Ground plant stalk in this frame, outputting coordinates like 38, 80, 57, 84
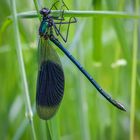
11, 0, 37, 139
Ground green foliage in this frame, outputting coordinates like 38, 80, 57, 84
0, 0, 139, 140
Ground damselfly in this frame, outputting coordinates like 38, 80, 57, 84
36, 1, 126, 120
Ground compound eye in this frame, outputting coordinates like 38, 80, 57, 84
40, 8, 50, 16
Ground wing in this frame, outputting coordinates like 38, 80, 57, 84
36, 38, 65, 120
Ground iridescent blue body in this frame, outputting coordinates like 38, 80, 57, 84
39, 20, 49, 36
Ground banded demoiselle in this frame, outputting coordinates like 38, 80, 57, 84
36, 5, 126, 120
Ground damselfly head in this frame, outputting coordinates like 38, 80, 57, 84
40, 8, 50, 17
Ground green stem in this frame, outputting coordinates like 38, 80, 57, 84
0, 18, 12, 45
111, 44, 120, 140
10, 0, 37, 140
32, 0, 41, 21
50, 117, 60, 140
130, 0, 139, 140
15, 10, 140, 19
46, 121, 52, 140
76, 41, 90, 140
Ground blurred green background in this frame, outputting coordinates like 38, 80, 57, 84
0, 0, 140, 140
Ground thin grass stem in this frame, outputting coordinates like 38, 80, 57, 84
32, 0, 41, 21
15, 10, 140, 19
130, 0, 139, 140
10, 0, 37, 139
